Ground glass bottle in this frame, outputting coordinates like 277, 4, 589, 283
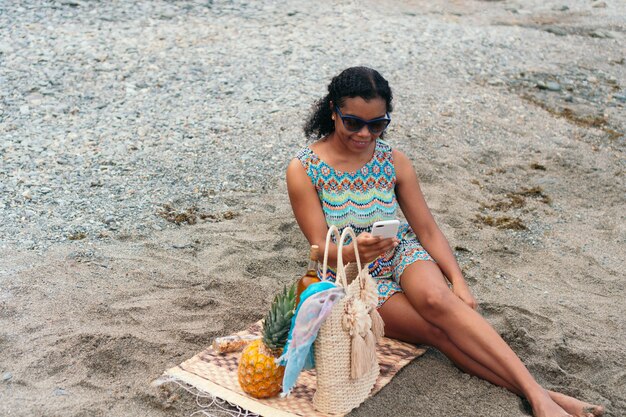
295, 245, 320, 309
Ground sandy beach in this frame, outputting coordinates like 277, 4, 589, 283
1, 0, 624, 416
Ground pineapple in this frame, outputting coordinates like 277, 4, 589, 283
238, 283, 296, 399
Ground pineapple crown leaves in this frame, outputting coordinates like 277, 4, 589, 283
262, 282, 297, 351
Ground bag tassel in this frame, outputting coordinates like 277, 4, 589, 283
351, 332, 372, 379
365, 329, 377, 362
351, 329, 378, 379
369, 309, 385, 341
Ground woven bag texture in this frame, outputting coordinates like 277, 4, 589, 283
313, 227, 380, 414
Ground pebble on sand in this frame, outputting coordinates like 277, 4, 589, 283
536, 81, 562, 92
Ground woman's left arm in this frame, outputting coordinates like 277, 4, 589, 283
393, 149, 477, 309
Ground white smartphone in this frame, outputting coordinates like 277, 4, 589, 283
371, 219, 400, 239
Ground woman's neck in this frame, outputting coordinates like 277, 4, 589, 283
316, 133, 377, 172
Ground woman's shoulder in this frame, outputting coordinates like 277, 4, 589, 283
374, 139, 400, 165
292, 143, 323, 178
375, 139, 395, 158
296, 140, 329, 165
295, 144, 313, 162
375, 141, 413, 176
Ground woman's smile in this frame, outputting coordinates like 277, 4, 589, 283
350, 137, 373, 149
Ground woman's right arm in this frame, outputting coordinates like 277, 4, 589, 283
286, 158, 330, 256
286, 158, 395, 266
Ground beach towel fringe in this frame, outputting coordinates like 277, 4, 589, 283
154, 376, 260, 417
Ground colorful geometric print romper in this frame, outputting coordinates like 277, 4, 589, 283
296, 139, 433, 308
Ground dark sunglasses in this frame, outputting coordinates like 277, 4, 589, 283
335, 106, 391, 134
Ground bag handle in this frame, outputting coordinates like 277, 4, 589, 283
321, 226, 363, 289
321, 225, 341, 285
337, 227, 364, 290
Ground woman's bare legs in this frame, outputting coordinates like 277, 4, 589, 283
377, 261, 604, 417
379, 293, 603, 417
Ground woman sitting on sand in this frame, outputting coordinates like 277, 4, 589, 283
286, 66, 604, 417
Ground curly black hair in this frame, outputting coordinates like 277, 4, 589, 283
303, 66, 393, 140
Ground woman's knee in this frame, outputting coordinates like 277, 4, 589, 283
405, 280, 454, 315
421, 286, 454, 313
379, 293, 448, 346
401, 262, 455, 315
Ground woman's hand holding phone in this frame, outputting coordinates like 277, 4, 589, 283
353, 232, 399, 263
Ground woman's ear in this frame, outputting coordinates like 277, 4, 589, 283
329, 101, 335, 120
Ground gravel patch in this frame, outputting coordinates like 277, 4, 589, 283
1, 0, 624, 254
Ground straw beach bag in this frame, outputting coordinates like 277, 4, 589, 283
313, 226, 384, 414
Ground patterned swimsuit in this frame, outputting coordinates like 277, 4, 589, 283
296, 140, 433, 308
